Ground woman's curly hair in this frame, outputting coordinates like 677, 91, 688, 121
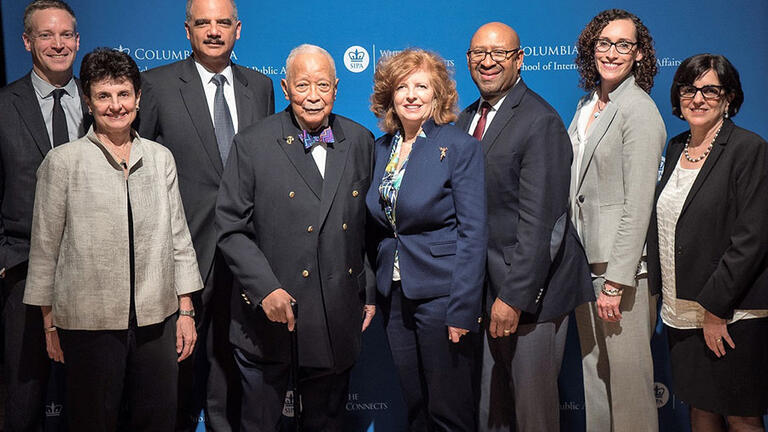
370, 49, 458, 134
574, 9, 657, 94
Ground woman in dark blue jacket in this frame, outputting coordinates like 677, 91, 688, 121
366, 49, 487, 431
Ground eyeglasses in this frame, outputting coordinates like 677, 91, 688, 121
466, 48, 520, 63
594, 38, 637, 55
678, 84, 725, 100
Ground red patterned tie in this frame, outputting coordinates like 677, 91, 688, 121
472, 102, 491, 141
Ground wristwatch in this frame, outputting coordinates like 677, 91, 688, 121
179, 309, 195, 317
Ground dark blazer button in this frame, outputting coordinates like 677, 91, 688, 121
578, 195, 585, 203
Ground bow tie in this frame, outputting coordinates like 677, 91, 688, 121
298, 127, 335, 151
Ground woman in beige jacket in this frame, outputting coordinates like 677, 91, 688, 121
23, 48, 202, 431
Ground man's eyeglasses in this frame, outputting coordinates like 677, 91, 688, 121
594, 38, 637, 55
466, 48, 520, 63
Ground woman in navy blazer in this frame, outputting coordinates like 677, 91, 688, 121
366, 49, 487, 431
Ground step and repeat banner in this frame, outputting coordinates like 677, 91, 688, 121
3, 1, 767, 431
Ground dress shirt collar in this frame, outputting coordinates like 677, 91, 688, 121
31, 69, 77, 99
479, 76, 520, 113
194, 60, 234, 88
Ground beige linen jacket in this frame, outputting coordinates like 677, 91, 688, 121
23, 128, 202, 330
568, 76, 666, 287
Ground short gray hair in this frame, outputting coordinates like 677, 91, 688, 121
185, 0, 238, 22
285, 44, 336, 82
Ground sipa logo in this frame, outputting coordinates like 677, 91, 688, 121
116, 44, 131, 56
343, 46, 370, 73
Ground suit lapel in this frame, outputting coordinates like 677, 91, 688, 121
317, 115, 350, 229
232, 65, 254, 131
480, 81, 526, 155
456, 101, 478, 133
577, 102, 618, 192
679, 120, 734, 218
278, 111, 323, 199
12, 74, 51, 156
179, 58, 224, 175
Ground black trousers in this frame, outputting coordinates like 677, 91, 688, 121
58, 316, 178, 431
1, 263, 49, 432
234, 348, 351, 432
380, 283, 478, 432
176, 254, 240, 432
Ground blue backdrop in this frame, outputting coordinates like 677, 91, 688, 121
3, 1, 768, 430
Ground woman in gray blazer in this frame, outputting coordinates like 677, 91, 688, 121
23, 48, 202, 431
568, 9, 666, 432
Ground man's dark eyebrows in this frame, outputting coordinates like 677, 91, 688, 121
193, 18, 210, 25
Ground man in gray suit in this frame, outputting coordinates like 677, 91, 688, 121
137, 0, 274, 430
0, 1, 89, 429
457, 23, 593, 432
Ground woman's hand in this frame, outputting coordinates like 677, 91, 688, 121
45, 330, 64, 363
176, 294, 197, 362
448, 326, 469, 343
703, 310, 734, 358
361, 305, 376, 332
41, 306, 63, 363
176, 315, 197, 362
597, 280, 623, 322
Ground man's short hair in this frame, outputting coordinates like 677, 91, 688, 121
185, 0, 239, 22
284, 44, 336, 82
24, 0, 77, 34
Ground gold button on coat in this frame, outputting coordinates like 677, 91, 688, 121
352, 190, 359, 197
348, 268, 353, 275
307, 226, 313, 233
289, 191, 295, 198
302, 270, 309, 278
342, 223, 348, 230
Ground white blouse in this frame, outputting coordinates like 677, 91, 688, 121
657, 158, 768, 329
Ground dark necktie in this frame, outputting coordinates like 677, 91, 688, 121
471, 101, 492, 141
51, 88, 69, 146
211, 74, 235, 164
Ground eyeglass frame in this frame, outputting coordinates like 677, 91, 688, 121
677, 84, 726, 100
594, 38, 638, 55
466, 48, 521, 63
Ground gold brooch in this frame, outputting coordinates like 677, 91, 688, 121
285, 136, 294, 145
439, 147, 447, 161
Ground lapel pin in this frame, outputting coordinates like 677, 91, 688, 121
285, 136, 294, 145
439, 147, 448, 161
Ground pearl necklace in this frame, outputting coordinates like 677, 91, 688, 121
683, 125, 722, 163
